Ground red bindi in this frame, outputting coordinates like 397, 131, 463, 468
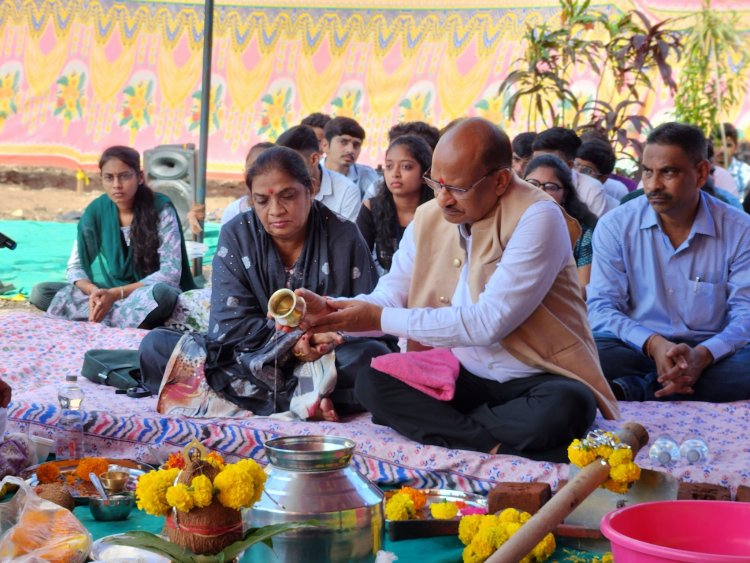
267, 189, 274, 195
439, 177, 445, 183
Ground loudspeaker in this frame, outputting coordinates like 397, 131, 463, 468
144, 144, 197, 241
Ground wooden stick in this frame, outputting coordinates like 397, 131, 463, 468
485, 422, 648, 563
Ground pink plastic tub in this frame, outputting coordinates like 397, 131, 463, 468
601, 500, 750, 562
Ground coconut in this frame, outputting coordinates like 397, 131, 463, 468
34, 483, 75, 511
165, 459, 243, 556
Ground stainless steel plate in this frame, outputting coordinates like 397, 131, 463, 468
22, 458, 154, 503
90, 535, 170, 563
385, 487, 488, 520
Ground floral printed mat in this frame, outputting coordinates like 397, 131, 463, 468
3, 313, 749, 495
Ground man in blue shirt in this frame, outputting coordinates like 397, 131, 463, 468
588, 122, 750, 402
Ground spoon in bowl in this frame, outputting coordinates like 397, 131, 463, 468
89, 472, 109, 503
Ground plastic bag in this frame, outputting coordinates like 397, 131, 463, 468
0, 475, 92, 562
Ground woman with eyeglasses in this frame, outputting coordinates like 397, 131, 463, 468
30, 145, 195, 328
525, 154, 598, 292
356, 135, 433, 273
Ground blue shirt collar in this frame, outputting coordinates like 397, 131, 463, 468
639, 192, 716, 239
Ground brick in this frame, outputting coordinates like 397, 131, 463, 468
488, 482, 551, 515
677, 482, 731, 501
736, 485, 750, 503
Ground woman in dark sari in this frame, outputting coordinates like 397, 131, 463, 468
140, 146, 394, 420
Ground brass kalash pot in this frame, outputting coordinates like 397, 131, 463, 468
246, 436, 384, 562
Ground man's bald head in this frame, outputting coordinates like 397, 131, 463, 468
435, 118, 512, 173
429, 118, 515, 226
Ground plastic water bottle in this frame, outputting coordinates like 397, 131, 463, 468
648, 434, 680, 466
680, 436, 709, 464
56, 375, 85, 460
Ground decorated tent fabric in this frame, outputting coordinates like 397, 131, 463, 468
1, 0, 750, 175
3, 312, 750, 496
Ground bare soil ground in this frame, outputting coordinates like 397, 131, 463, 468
0, 166, 238, 314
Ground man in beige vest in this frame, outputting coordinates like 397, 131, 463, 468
295, 118, 618, 462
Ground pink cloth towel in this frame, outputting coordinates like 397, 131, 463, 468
371, 348, 460, 401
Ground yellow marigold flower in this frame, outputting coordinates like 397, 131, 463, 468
610, 462, 641, 485
477, 514, 501, 532
166, 483, 194, 512
469, 526, 506, 560
430, 501, 459, 520
458, 514, 483, 545
191, 474, 214, 508
519, 511, 531, 523
603, 553, 613, 563
504, 521, 522, 536
498, 507, 521, 523
214, 464, 255, 510
385, 493, 415, 521
594, 444, 614, 459
567, 440, 597, 467
608, 447, 633, 466
531, 532, 556, 561
462, 544, 484, 563
603, 479, 629, 494
235, 459, 267, 505
399, 486, 427, 510
205, 451, 225, 469
136, 468, 179, 516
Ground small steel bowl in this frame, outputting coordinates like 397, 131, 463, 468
99, 470, 130, 493
89, 493, 134, 521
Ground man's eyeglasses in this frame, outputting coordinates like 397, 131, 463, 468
102, 171, 136, 184
422, 167, 504, 200
573, 162, 601, 179
526, 178, 563, 194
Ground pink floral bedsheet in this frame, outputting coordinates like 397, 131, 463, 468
3, 313, 749, 495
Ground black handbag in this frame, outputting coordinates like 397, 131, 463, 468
80, 349, 150, 397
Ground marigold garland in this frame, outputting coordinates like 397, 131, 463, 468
135, 458, 265, 516
567, 430, 641, 493
458, 509, 555, 563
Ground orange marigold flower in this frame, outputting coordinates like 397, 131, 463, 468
36, 462, 61, 484
205, 451, 225, 469
74, 458, 109, 482
165, 452, 186, 469
399, 486, 428, 511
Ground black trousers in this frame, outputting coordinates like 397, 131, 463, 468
138, 329, 397, 413
355, 364, 597, 462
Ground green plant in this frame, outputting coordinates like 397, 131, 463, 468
673, 0, 748, 147
499, 0, 681, 164
499, 0, 601, 130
